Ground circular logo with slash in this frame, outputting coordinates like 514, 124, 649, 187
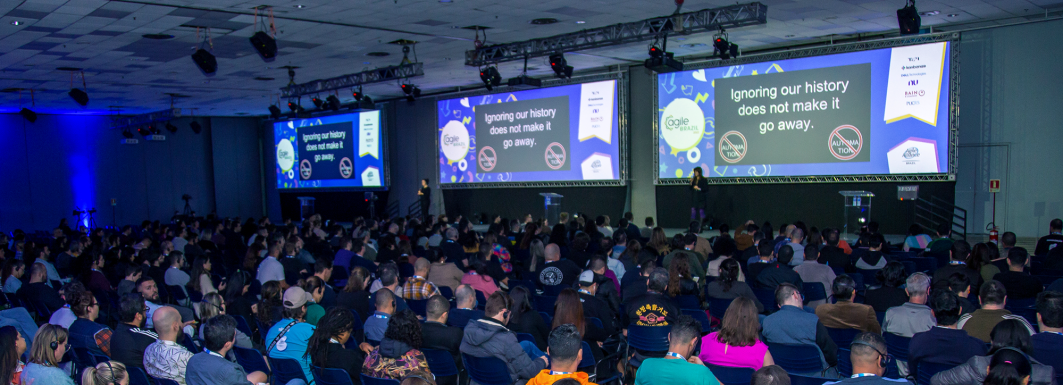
338, 157, 353, 179
829, 125, 863, 160
545, 142, 567, 170
299, 159, 312, 180
478, 146, 497, 172
718, 131, 747, 164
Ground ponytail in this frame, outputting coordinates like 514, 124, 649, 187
81, 361, 127, 385
984, 348, 1032, 385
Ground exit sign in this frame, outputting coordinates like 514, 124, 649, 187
989, 179, 1001, 193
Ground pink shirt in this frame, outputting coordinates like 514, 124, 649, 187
461, 272, 498, 296
698, 332, 769, 370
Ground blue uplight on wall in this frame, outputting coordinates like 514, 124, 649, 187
58, 114, 98, 230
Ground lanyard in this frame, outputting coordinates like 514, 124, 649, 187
666, 352, 686, 360
852, 374, 877, 378
329, 338, 341, 343
204, 349, 224, 358
578, 289, 592, 295
550, 371, 574, 375
950, 261, 966, 265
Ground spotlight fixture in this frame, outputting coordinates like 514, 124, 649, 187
548, 53, 574, 79
326, 95, 341, 111
644, 39, 683, 73
19, 108, 37, 123
68, 88, 89, 106
713, 31, 740, 60
401, 84, 421, 101
479, 66, 502, 91
269, 105, 282, 118
190, 120, 202, 134
249, 31, 278, 60
137, 126, 151, 136
897, 0, 921, 35
352, 90, 364, 101
122, 129, 135, 139
311, 96, 324, 109
288, 101, 304, 112
358, 96, 374, 110
165, 122, 178, 133
648, 45, 664, 59
148, 124, 161, 135
191, 48, 217, 75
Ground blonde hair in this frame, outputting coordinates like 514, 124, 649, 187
200, 292, 225, 320
29, 325, 67, 367
82, 361, 127, 385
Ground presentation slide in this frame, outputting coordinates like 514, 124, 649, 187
437, 79, 620, 184
274, 110, 384, 189
658, 41, 950, 180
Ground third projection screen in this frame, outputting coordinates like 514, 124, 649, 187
438, 80, 619, 184
658, 41, 950, 179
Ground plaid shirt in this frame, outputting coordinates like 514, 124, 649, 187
402, 276, 441, 300
94, 328, 112, 357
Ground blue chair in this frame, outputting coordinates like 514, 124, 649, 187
516, 333, 536, 344
421, 348, 459, 377
438, 286, 454, 299
314, 365, 356, 385
188, 288, 204, 303
542, 284, 566, 296
837, 348, 853, 377
752, 288, 776, 314
407, 299, 428, 318
167, 284, 189, 304
708, 297, 734, 320
268, 357, 309, 384
768, 343, 825, 375
534, 295, 558, 316
1032, 341, 1063, 385
475, 291, 487, 309
883, 333, 911, 361
538, 311, 553, 325
676, 295, 701, 309
802, 282, 827, 303
463, 353, 513, 385
235, 315, 254, 339
360, 374, 400, 385
70, 347, 97, 370
789, 374, 831, 385
682, 309, 712, 334
331, 268, 349, 287
915, 361, 955, 385
826, 327, 860, 348
233, 346, 270, 377
626, 325, 671, 365
579, 340, 621, 384
127, 367, 153, 385
704, 363, 754, 385
586, 317, 604, 330
154, 378, 180, 385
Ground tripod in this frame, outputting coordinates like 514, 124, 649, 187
182, 195, 193, 217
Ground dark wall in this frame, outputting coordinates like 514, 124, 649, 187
442, 186, 628, 224
278, 191, 391, 221
655, 181, 955, 233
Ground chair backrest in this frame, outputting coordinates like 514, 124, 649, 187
579, 341, 596, 369
438, 286, 454, 299
837, 348, 853, 377
681, 309, 712, 334
475, 290, 487, 309
768, 343, 825, 374
407, 299, 428, 318
361, 373, 401, 385
90, 353, 109, 364
538, 311, 553, 325
516, 333, 535, 344
708, 297, 735, 320
676, 295, 701, 309
789, 373, 830, 385
826, 327, 860, 348
704, 363, 754, 385
802, 282, 827, 302
883, 332, 912, 361
586, 317, 604, 330
126, 367, 153, 385
269, 357, 309, 383
313, 365, 356, 385
154, 377, 181, 385
235, 315, 254, 338
752, 288, 777, 314
534, 295, 558, 316
542, 284, 566, 296
70, 346, 97, 369
916, 361, 955, 385
233, 346, 270, 376
626, 325, 671, 352
168, 285, 188, 300
421, 348, 459, 377
462, 353, 514, 385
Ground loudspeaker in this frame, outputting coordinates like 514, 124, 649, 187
68, 88, 88, 106
19, 108, 37, 123
897, 1, 921, 35
249, 31, 277, 60
191, 49, 217, 75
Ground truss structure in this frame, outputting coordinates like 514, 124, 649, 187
464, 2, 767, 67
280, 63, 424, 98
109, 108, 180, 130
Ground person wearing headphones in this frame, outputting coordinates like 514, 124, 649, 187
824, 332, 909, 385
21, 324, 75, 384
459, 291, 548, 385
82, 361, 129, 385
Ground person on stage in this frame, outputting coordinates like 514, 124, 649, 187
690, 167, 709, 227
417, 179, 431, 220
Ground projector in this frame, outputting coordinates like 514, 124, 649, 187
645, 55, 684, 73
507, 75, 542, 90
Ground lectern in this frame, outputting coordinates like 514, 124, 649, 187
540, 193, 563, 226
839, 191, 874, 241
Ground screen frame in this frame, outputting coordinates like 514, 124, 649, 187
654, 32, 960, 185
437, 72, 628, 189
270, 107, 391, 192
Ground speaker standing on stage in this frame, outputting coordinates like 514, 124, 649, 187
418, 179, 431, 219
690, 167, 709, 226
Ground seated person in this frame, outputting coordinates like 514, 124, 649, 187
110, 293, 158, 371
623, 268, 679, 328
264, 287, 318, 383
863, 262, 909, 314
1033, 291, 1063, 381
81, 361, 129, 385
309, 308, 369, 384
366, 288, 397, 343
421, 295, 464, 385
144, 306, 194, 385
698, 297, 773, 370
67, 290, 113, 356
992, 247, 1043, 300
527, 324, 597, 385
18, 263, 65, 313
634, 315, 720, 385
460, 291, 548, 384
755, 245, 803, 289
908, 290, 986, 381
762, 284, 838, 370
854, 234, 888, 270
48, 281, 84, 329
931, 319, 1056, 385
706, 258, 764, 313
447, 285, 484, 329
958, 280, 1035, 342
752, 365, 791, 385
21, 325, 74, 385
185, 315, 269, 385
362, 309, 432, 380
816, 275, 882, 334
823, 333, 909, 385
883, 272, 935, 337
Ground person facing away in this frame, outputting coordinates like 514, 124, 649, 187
752, 365, 791, 385
144, 306, 194, 385
931, 319, 1056, 385
526, 324, 598, 385
882, 272, 935, 338
459, 291, 548, 384
957, 280, 1035, 343
907, 290, 986, 381
446, 284, 484, 329
308, 307, 368, 385
698, 296, 774, 370
1034, 218, 1063, 256
816, 274, 882, 334
993, 247, 1044, 300
761, 283, 839, 369
420, 295, 464, 384
634, 315, 721, 385
823, 332, 912, 385
185, 314, 270, 385
1031, 291, 1063, 379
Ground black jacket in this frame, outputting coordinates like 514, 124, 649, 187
336, 290, 372, 322
623, 292, 679, 328
19, 282, 65, 312
755, 263, 804, 289
579, 292, 618, 338
508, 309, 550, 350
421, 321, 464, 373
110, 323, 157, 371
311, 342, 364, 385
820, 246, 851, 273
932, 264, 982, 292
447, 308, 484, 329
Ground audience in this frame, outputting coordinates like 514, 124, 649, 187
420, 295, 463, 384
21, 325, 73, 385
623, 267, 679, 328
863, 262, 909, 314
756, 245, 804, 289
993, 247, 1044, 300
19, 263, 65, 313
447, 284, 484, 329
932, 319, 1056, 385
527, 324, 596, 385
0, 260, 24, 294
144, 306, 194, 385
111, 293, 157, 371
908, 290, 987, 381
301, 277, 327, 325
196, 293, 253, 348
932, 241, 981, 292
535, 243, 581, 288
854, 235, 888, 270
823, 333, 902, 385
67, 289, 113, 357
366, 288, 397, 343
819, 229, 851, 273
264, 286, 318, 383
372, 263, 409, 312
186, 315, 269, 385
883, 272, 934, 337
762, 283, 838, 369
634, 315, 719, 385
577, 270, 619, 338
308, 308, 366, 385
958, 280, 1035, 342
507, 285, 550, 349
706, 258, 764, 313
816, 275, 882, 334
404, 257, 442, 300
256, 280, 284, 326
337, 266, 372, 320
1034, 218, 1063, 256
0, 326, 25, 385
460, 291, 548, 384
699, 297, 773, 369
794, 244, 836, 308
1032, 291, 1063, 376
426, 249, 464, 293
947, 273, 976, 315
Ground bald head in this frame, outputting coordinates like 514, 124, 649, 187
545, 243, 560, 261
414, 257, 431, 275
152, 306, 182, 340
456, 284, 476, 308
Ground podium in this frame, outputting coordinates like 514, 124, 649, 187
297, 197, 316, 220
839, 191, 874, 241
540, 193, 563, 226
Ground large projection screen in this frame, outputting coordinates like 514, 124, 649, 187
274, 110, 387, 190
437, 74, 625, 188
655, 34, 958, 184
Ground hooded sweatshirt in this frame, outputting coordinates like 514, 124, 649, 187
460, 318, 547, 383
527, 369, 597, 385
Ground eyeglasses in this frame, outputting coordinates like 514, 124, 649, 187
90, 302, 99, 308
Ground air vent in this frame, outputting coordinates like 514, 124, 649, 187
142, 33, 175, 40
254, 76, 275, 81
366, 52, 390, 57
388, 39, 418, 45
460, 25, 491, 30
530, 18, 559, 25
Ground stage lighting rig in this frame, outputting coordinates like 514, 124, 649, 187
644, 36, 683, 73
326, 95, 341, 111
122, 129, 134, 139
137, 126, 151, 136
19, 108, 37, 123
63, 69, 89, 106
549, 53, 573, 79
311, 96, 324, 109
269, 105, 282, 118
897, 0, 921, 35
712, 29, 740, 60
288, 101, 305, 112
480, 66, 502, 91
401, 83, 421, 101
165, 122, 178, 133
149, 124, 161, 135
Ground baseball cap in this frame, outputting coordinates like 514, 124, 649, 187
283, 287, 312, 309
578, 270, 596, 285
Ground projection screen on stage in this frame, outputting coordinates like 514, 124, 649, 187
655, 35, 958, 184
